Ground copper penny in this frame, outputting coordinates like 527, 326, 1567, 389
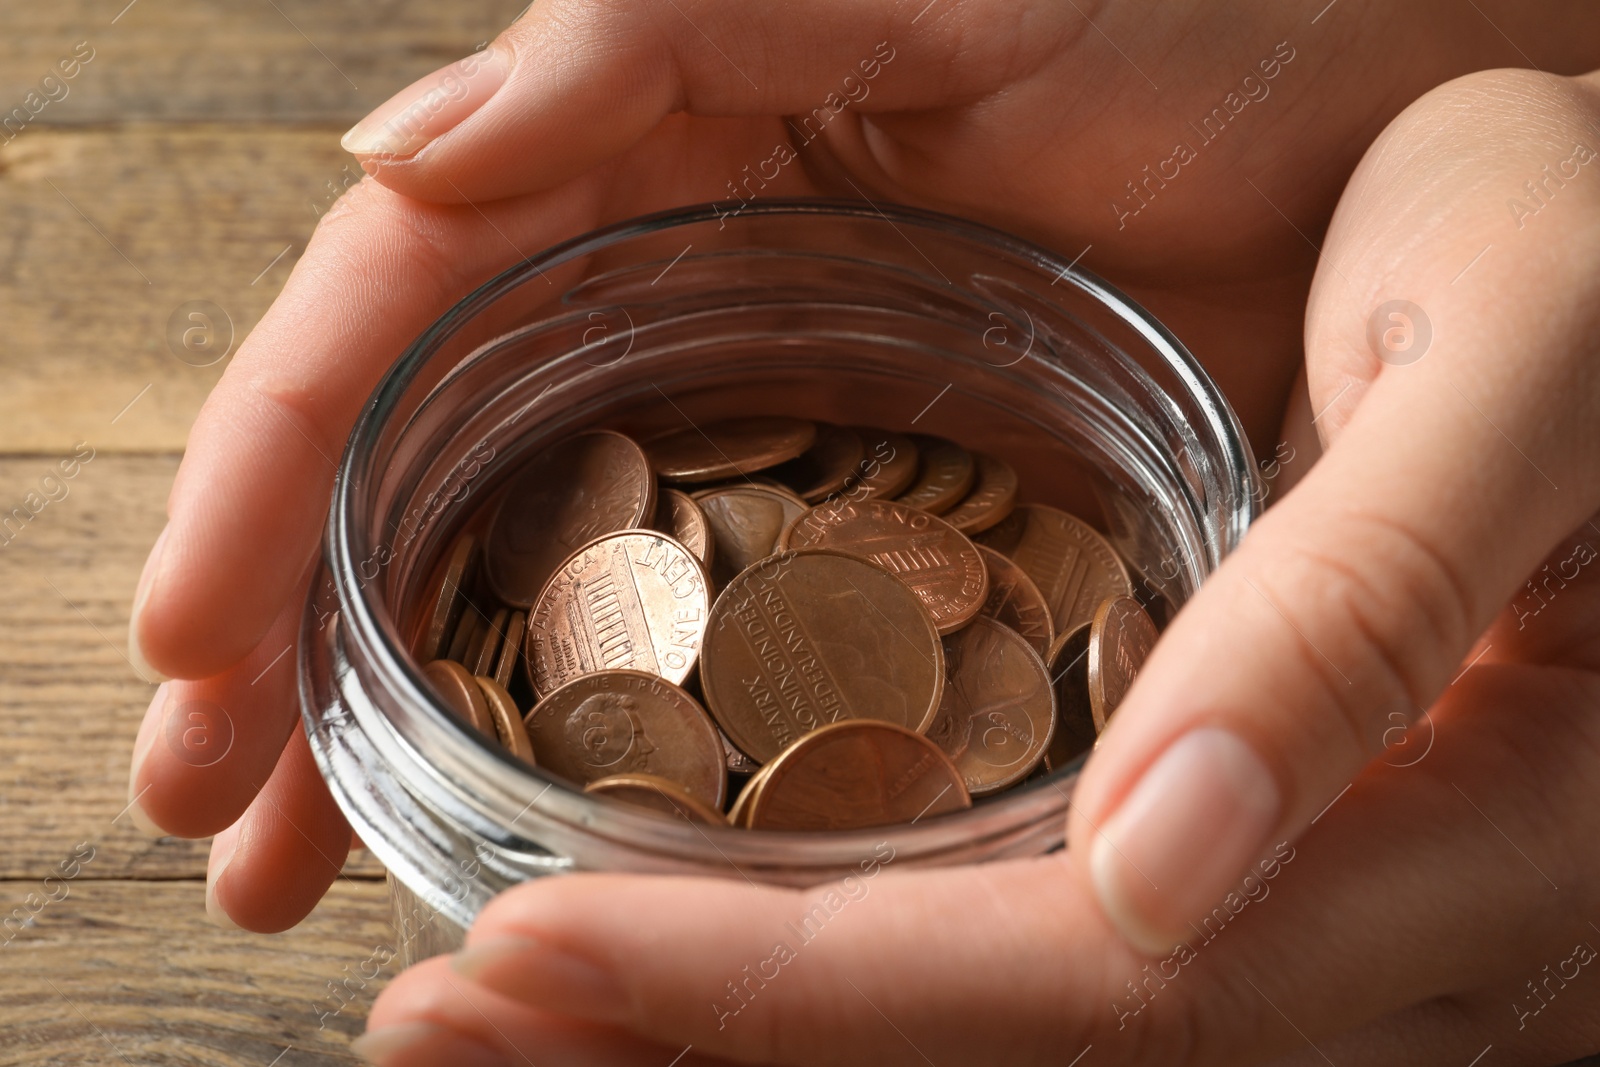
925, 617, 1055, 795
745, 720, 971, 831
644, 417, 816, 483
940, 453, 1019, 535
1044, 622, 1096, 770
700, 549, 945, 763
445, 609, 479, 665
524, 531, 711, 698
782, 498, 988, 635
976, 545, 1054, 658
978, 504, 1132, 634
421, 658, 496, 741
720, 730, 762, 776
894, 435, 975, 515
843, 427, 919, 500
584, 773, 726, 824
475, 674, 536, 765
693, 484, 809, 589
421, 533, 478, 661
492, 610, 527, 690
768, 424, 865, 502
465, 607, 507, 678
726, 762, 773, 827
484, 430, 656, 608
1088, 596, 1158, 731
655, 488, 714, 567
523, 669, 726, 808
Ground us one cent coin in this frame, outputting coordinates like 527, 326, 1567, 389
655, 488, 714, 568
445, 608, 479, 664
700, 549, 945, 763
1088, 595, 1159, 731
978, 504, 1132, 634
744, 720, 971, 831
976, 545, 1054, 658
768, 423, 865, 502
1044, 622, 1097, 770
843, 427, 919, 500
475, 674, 536, 765
484, 430, 656, 607
421, 658, 496, 741
492, 610, 527, 690
584, 773, 726, 824
524, 669, 726, 808
782, 498, 988, 634
894, 435, 975, 515
925, 617, 1056, 795
726, 761, 774, 827
644, 416, 816, 483
465, 607, 508, 678
421, 533, 478, 661
524, 531, 711, 699
940, 453, 1019, 535
693, 483, 809, 589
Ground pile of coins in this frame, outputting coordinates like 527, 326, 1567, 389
411, 417, 1160, 832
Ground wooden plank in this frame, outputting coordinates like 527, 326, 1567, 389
0, 878, 395, 1065
0, 0, 526, 125
0, 453, 381, 879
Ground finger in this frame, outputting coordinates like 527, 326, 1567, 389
207, 721, 351, 932
1066, 67, 1600, 953
341, 0, 1082, 202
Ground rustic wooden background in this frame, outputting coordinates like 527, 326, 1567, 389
0, 3, 524, 1063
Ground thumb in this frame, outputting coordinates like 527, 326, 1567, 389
1066, 67, 1600, 953
336, 0, 1079, 203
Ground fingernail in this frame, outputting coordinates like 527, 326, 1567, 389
128, 523, 170, 684
454, 935, 627, 1022
342, 46, 513, 158
124, 684, 168, 837
205, 823, 242, 930
352, 1022, 509, 1067
1089, 728, 1280, 954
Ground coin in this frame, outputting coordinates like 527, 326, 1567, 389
485, 430, 656, 607
445, 609, 479, 664
700, 549, 945, 763
421, 533, 478, 661
720, 731, 762, 776
475, 674, 536, 765
492, 610, 526, 690
894, 435, 975, 515
1044, 622, 1096, 770
693, 484, 809, 589
744, 720, 971, 831
1088, 596, 1158, 730
977, 504, 1132, 634
843, 427, 919, 500
940, 453, 1019, 535
976, 545, 1054, 658
925, 617, 1055, 795
584, 773, 726, 824
644, 417, 816, 483
524, 669, 726, 807
782, 498, 988, 634
768, 424, 866, 502
421, 658, 496, 741
524, 531, 711, 698
655, 488, 714, 567
726, 761, 774, 827
465, 607, 507, 678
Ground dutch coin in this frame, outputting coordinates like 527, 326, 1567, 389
843, 427, 919, 500
1044, 622, 1096, 770
656, 488, 714, 567
1088, 596, 1158, 731
422, 658, 496, 741
978, 504, 1132, 634
976, 545, 1054, 658
768, 423, 866, 502
484, 430, 656, 607
782, 498, 988, 635
585, 773, 726, 824
940, 453, 1019, 535
421, 533, 478, 661
644, 416, 816, 483
465, 607, 508, 678
894, 435, 975, 515
693, 483, 810, 589
700, 549, 945, 763
493, 610, 527, 690
744, 720, 971, 831
925, 617, 1055, 795
475, 674, 536, 765
524, 531, 711, 698
524, 669, 726, 808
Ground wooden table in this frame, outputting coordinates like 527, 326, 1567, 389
0, 4, 522, 1062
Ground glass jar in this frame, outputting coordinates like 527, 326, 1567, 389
298, 198, 1260, 965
